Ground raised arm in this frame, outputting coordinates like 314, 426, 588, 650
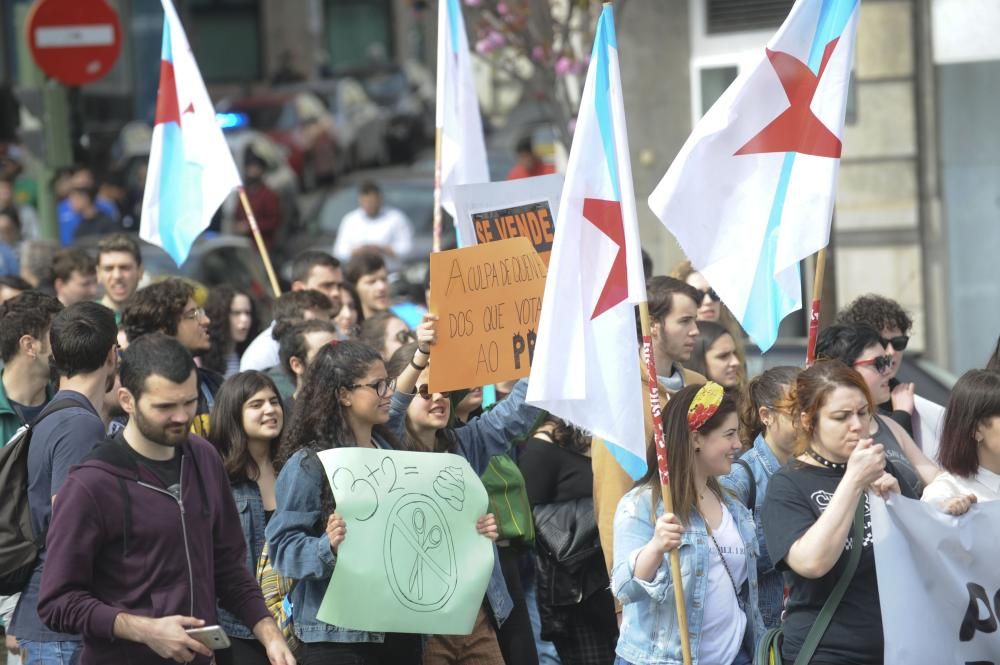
394, 313, 436, 395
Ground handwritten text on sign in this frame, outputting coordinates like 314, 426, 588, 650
429, 237, 546, 393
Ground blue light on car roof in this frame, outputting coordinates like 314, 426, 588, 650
216, 112, 249, 130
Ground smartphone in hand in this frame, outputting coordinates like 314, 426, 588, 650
185, 625, 231, 650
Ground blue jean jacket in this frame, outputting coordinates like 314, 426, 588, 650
611, 486, 765, 665
386, 377, 542, 626
720, 435, 784, 629
219, 480, 266, 639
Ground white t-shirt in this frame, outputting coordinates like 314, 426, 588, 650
239, 322, 279, 372
332, 205, 414, 262
699, 504, 748, 665
920, 467, 1000, 510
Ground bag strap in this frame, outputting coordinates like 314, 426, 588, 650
733, 458, 756, 516
793, 497, 866, 665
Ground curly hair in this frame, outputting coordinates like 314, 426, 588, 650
837, 294, 913, 336
0, 291, 63, 362
122, 278, 194, 342
545, 416, 591, 455
202, 287, 259, 375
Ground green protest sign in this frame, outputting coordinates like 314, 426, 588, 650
316, 448, 494, 634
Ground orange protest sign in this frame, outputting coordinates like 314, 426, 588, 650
429, 237, 546, 393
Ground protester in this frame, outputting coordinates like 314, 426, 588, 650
506, 137, 555, 180
761, 360, 911, 665
267, 340, 420, 664
332, 181, 414, 263
0, 292, 62, 444
96, 233, 144, 322
685, 320, 744, 389
0, 275, 31, 304
56, 167, 116, 246
37, 333, 295, 665
592, 276, 704, 575
816, 323, 940, 497
612, 383, 763, 665
17, 239, 58, 290
921, 369, 1000, 514
69, 185, 120, 242
207, 371, 286, 665
334, 282, 362, 339
204, 287, 259, 378
344, 250, 391, 319
274, 318, 338, 406
9, 302, 117, 664
122, 278, 222, 436
235, 151, 282, 248
241, 289, 333, 373
519, 416, 617, 665
670, 260, 723, 322
721, 366, 800, 629
359, 311, 413, 361
51, 248, 98, 307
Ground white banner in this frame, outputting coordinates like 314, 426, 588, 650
871, 493, 1000, 664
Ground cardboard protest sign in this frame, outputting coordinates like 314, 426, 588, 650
453, 174, 563, 263
428, 237, 546, 393
870, 493, 1000, 664
316, 448, 493, 635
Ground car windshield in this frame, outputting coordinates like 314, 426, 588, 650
317, 183, 433, 234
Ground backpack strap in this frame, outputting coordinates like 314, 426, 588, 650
793, 497, 867, 665
733, 458, 756, 516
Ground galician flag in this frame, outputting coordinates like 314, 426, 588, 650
140, 0, 241, 265
436, 0, 489, 222
527, 5, 647, 480
648, 0, 859, 351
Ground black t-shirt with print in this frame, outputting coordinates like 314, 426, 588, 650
761, 461, 916, 665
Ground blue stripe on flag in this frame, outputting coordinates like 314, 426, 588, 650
446, 0, 461, 56
592, 5, 620, 201
158, 124, 205, 265
808, 0, 858, 71
603, 439, 646, 481
161, 13, 173, 62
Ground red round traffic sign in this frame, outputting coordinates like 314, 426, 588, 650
26, 0, 122, 86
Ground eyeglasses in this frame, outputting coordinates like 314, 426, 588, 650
417, 384, 451, 400
879, 335, 909, 352
181, 307, 205, 321
347, 376, 396, 397
395, 329, 416, 345
854, 355, 894, 375
699, 288, 721, 303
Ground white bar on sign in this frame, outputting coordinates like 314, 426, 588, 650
35, 25, 114, 48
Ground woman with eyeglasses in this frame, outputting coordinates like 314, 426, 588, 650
815, 324, 940, 498
384, 321, 545, 665
761, 361, 914, 665
359, 311, 413, 360
720, 366, 800, 630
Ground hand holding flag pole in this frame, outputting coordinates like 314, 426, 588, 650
236, 187, 282, 298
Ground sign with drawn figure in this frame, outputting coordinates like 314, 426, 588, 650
428, 236, 547, 393
316, 448, 494, 635
870, 494, 1000, 664
453, 174, 563, 264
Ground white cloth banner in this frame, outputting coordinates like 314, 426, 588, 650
871, 493, 1000, 664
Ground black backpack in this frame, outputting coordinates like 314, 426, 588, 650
0, 399, 80, 595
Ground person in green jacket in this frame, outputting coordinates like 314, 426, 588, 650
0, 291, 62, 445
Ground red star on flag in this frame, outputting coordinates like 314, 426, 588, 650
154, 60, 180, 126
583, 197, 629, 320
735, 39, 843, 158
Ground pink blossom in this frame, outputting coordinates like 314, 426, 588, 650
554, 56, 573, 77
531, 46, 545, 62
497, 1, 509, 15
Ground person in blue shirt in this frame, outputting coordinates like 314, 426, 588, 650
720, 366, 800, 629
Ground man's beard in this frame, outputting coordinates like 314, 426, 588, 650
133, 405, 190, 447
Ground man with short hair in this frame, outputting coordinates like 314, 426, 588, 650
592, 275, 706, 575
9, 302, 118, 664
122, 279, 220, 436
0, 292, 62, 445
288, 250, 342, 304
51, 248, 98, 307
332, 181, 413, 262
344, 249, 390, 319
37, 333, 295, 665
240, 288, 334, 372
96, 234, 144, 321
273, 318, 338, 405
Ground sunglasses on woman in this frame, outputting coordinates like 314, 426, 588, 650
417, 384, 451, 400
854, 355, 894, 375
879, 335, 909, 351
699, 288, 721, 302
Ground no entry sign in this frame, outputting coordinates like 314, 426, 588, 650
26, 0, 122, 86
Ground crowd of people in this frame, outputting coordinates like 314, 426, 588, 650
0, 215, 999, 665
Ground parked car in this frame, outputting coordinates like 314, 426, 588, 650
216, 92, 339, 189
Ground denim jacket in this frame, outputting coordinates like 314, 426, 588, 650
265, 435, 397, 645
611, 486, 765, 665
385, 377, 542, 625
219, 480, 267, 639
720, 434, 784, 629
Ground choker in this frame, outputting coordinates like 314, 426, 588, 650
806, 448, 847, 471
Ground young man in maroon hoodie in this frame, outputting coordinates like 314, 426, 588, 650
37, 333, 295, 665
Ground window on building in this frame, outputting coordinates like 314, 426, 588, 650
325, 0, 393, 71
707, 0, 796, 34
187, 0, 262, 83
699, 65, 738, 117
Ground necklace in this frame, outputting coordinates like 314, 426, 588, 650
806, 448, 847, 471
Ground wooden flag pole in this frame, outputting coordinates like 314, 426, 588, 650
638, 301, 694, 665
805, 247, 828, 366
432, 127, 443, 253
237, 187, 282, 298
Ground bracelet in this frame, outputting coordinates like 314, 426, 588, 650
410, 359, 428, 371
416, 345, 431, 356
